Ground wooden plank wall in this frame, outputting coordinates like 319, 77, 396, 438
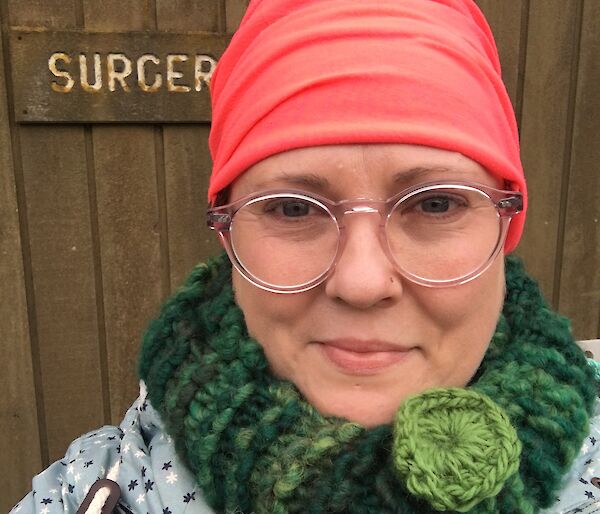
0, 6, 42, 507
2, 0, 599, 509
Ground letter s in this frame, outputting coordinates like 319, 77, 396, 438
49, 53, 75, 93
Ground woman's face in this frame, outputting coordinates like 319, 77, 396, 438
230, 144, 505, 427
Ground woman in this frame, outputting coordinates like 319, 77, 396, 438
11, 0, 600, 513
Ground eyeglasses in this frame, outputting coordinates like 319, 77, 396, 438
207, 181, 523, 293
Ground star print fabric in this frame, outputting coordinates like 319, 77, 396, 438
539, 396, 600, 514
10, 382, 214, 514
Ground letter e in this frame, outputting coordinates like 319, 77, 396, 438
167, 54, 191, 93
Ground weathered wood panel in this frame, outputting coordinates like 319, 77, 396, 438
7, 0, 78, 28
157, 1, 223, 290
84, 1, 165, 424
0, 22, 43, 514
83, 0, 152, 31
475, 0, 527, 114
7, 0, 106, 467
19, 126, 106, 459
157, 0, 222, 32
91, 126, 163, 423
153, 126, 172, 297
558, 1, 600, 340
164, 125, 221, 289
225, 0, 249, 33
517, 0, 581, 303
10, 29, 223, 123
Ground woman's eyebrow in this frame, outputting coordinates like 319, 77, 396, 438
253, 172, 331, 191
392, 166, 454, 186
252, 166, 472, 193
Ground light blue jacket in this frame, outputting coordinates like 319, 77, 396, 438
10, 381, 600, 514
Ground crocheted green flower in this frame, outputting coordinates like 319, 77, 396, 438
392, 387, 521, 512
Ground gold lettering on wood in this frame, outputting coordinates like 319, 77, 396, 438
137, 54, 162, 93
49, 53, 75, 93
166, 54, 191, 93
47, 52, 217, 94
107, 53, 133, 92
194, 55, 216, 91
79, 53, 102, 92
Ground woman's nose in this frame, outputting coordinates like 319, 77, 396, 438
324, 215, 403, 309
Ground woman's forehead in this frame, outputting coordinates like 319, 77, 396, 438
231, 144, 498, 199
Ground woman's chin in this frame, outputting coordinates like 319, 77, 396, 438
281, 345, 430, 427
300, 382, 415, 428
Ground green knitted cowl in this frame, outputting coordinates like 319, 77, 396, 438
139, 253, 597, 514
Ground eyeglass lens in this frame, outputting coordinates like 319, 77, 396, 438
229, 187, 501, 288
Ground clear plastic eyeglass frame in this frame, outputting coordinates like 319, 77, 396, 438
206, 181, 523, 293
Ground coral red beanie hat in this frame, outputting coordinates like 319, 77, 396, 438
208, 0, 527, 252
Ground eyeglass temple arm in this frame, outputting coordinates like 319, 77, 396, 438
207, 211, 232, 231
496, 194, 523, 216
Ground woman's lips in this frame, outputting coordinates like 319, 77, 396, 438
317, 339, 413, 375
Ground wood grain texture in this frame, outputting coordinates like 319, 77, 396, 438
157, 0, 220, 32
158, 1, 222, 290
83, 1, 163, 423
7, 0, 105, 500
163, 125, 222, 289
83, 0, 153, 31
19, 126, 105, 460
0, 23, 42, 513
92, 125, 163, 423
475, 0, 525, 113
516, 0, 581, 303
11, 0, 105, 473
558, 0, 600, 340
225, 0, 248, 33
8, 0, 78, 28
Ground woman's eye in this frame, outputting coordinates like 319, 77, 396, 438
420, 197, 451, 213
416, 195, 465, 215
262, 199, 315, 218
281, 201, 310, 217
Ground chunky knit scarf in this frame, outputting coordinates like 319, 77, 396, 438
139, 253, 597, 514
